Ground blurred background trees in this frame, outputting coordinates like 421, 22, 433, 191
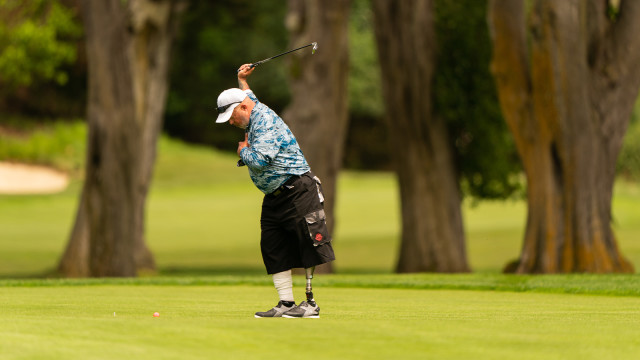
434, 0, 521, 200
372, 0, 469, 272
0, 0, 525, 186
164, 0, 290, 152
281, 0, 351, 274
1, 0, 640, 276
0, 0, 84, 117
488, 0, 640, 273
57, 0, 185, 277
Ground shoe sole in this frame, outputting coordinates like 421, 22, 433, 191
282, 315, 319, 318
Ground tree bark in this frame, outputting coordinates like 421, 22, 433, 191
57, 0, 183, 277
282, 0, 350, 273
372, 0, 469, 272
488, 0, 640, 273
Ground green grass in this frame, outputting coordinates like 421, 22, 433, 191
1, 281, 640, 359
2, 122, 640, 359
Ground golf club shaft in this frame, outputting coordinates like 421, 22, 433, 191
250, 42, 315, 68
237, 42, 317, 72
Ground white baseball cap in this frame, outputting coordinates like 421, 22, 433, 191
215, 88, 248, 123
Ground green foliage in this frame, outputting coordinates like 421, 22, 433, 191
345, 0, 525, 188
0, 0, 81, 89
167, 0, 391, 170
617, 101, 640, 181
343, 0, 391, 170
165, 0, 290, 149
0, 116, 85, 173
607, 0, 620, 21
434, 0, 522, 200
348, 0, 383, 118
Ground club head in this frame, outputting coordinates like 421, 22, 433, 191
312, 42, 318, 54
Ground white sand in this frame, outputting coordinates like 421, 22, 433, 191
0, 162, 69, 194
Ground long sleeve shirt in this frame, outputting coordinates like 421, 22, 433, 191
239, 90, 310, 194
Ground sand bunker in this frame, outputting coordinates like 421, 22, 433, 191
0, 162, 69, 194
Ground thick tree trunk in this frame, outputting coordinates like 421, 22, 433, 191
282, 0, 350, 274
372, 0, 469, 272
489, 0, 640, 273
57, 0, 182, 277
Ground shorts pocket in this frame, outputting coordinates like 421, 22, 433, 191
304, 209, 332, 247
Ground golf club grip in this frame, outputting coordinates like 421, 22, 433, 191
236, 62, 260, 72
236, 63, 260, 73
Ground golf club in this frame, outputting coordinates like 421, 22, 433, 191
236, 42, 317, 167
238, 42, 318, 72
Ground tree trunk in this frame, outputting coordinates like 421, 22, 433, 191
488, 0, 640, 273
282, 0, 350, 274
372, 0, 469, 272
57, 0, 183, 277
57, 191, 89, 276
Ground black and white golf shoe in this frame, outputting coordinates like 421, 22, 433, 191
254, 301, 296, 318
282, 301, 320, 318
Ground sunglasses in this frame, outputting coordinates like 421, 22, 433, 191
217, 101, 241, 114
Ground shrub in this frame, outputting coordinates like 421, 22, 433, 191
0, 118, 86, 174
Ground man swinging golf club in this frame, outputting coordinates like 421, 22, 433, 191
215, 57, 335, 318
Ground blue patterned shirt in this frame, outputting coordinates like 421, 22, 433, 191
239, 90, 310, 194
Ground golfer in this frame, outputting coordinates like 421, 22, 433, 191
215, 64, 335, 318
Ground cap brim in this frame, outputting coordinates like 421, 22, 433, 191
215, 103, 240, 123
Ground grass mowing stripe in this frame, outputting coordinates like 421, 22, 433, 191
2, 273, 640, 297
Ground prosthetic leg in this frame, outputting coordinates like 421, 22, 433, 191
305, 266, 316, 306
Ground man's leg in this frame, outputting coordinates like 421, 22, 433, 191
274, 269, 295, 303
254, 270, 296, 318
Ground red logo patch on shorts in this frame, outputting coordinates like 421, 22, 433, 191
315, 233, 323, 241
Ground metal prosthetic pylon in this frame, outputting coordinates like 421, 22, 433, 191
305, 267, 316, 306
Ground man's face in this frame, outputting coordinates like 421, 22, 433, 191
229, 103, 250, 129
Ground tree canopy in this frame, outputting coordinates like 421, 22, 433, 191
0, 0, 80, 88
434, 0, 521, 200
164, 0, 290, 150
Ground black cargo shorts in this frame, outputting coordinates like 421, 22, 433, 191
260, 171, 336, 274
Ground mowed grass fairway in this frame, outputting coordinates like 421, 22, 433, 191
2, 134, 640, 359
2, 280, 640, 360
